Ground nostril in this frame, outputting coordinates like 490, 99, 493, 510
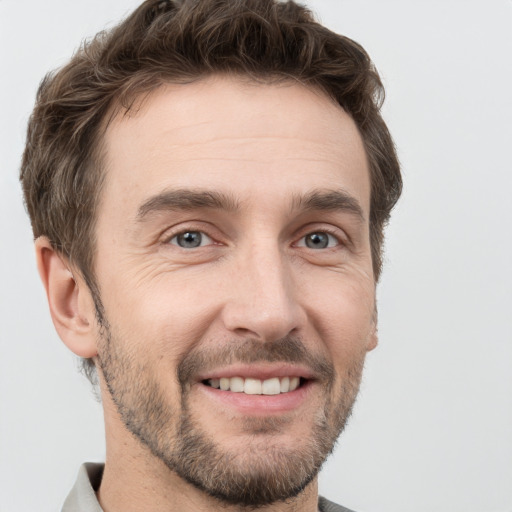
232, 326, 257, 337
220, 275, 305, 342
223, 310, 304, 344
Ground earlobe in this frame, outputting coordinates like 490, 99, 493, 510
35, 237, 98, 358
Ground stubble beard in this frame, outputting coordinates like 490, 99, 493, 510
97, 319, 366, 509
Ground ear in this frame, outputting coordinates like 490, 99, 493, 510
366, 307, 378, 352
35, 237, 98, 358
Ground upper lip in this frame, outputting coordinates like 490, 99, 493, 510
196, 363, 316, 382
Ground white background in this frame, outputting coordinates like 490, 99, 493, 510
1, 1, 511, 511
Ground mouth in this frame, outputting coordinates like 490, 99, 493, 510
195, 364, 315, 415
203, 376, 306, 395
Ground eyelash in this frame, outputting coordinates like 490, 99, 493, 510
167, 230, 214, 248
294, 229, 342, 249
164, 226, 344, 250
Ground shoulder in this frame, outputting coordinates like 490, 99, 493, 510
319, 495, 358, 512
62, 463, 104, 512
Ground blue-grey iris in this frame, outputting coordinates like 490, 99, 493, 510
177, 231, 203, 248
305, 232, 329, 249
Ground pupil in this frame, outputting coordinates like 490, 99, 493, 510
178, 231, 202, 248
306, 232, 328, 249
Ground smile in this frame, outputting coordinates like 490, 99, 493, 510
204, 376, 303, 395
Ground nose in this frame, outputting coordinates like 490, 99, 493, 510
220, 242, 305, 342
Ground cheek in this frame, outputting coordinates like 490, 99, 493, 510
99, 267, 226, 361
303, 272, 375, 360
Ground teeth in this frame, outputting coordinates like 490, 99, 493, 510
207, 376, 302, 395
262, 377, 280, 395
244, 378, 262, 395
230, 376, 244, 393
289, 377, 300, 391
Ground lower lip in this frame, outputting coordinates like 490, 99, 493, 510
197, 380, 313, 415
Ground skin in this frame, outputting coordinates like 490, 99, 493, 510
37, 77, 377, 512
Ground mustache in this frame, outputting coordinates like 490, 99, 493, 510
177, 336, 335, 385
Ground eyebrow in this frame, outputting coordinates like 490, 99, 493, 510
292, 189, 365, 221
136, 187, 365, 222
137, 189, 240, 220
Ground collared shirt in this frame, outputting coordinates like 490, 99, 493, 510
62, 463, 355, 512
62, 463, 104, 512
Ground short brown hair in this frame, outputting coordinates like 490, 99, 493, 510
21, 0, 401, 377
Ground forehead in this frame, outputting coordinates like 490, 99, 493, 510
100, 76, 370, 218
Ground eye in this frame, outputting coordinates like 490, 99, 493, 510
297, 231, 339, 249
169, 231, 213, 249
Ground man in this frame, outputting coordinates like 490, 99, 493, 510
20, 0, 401, 510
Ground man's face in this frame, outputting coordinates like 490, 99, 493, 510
93, 77, 376, 506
